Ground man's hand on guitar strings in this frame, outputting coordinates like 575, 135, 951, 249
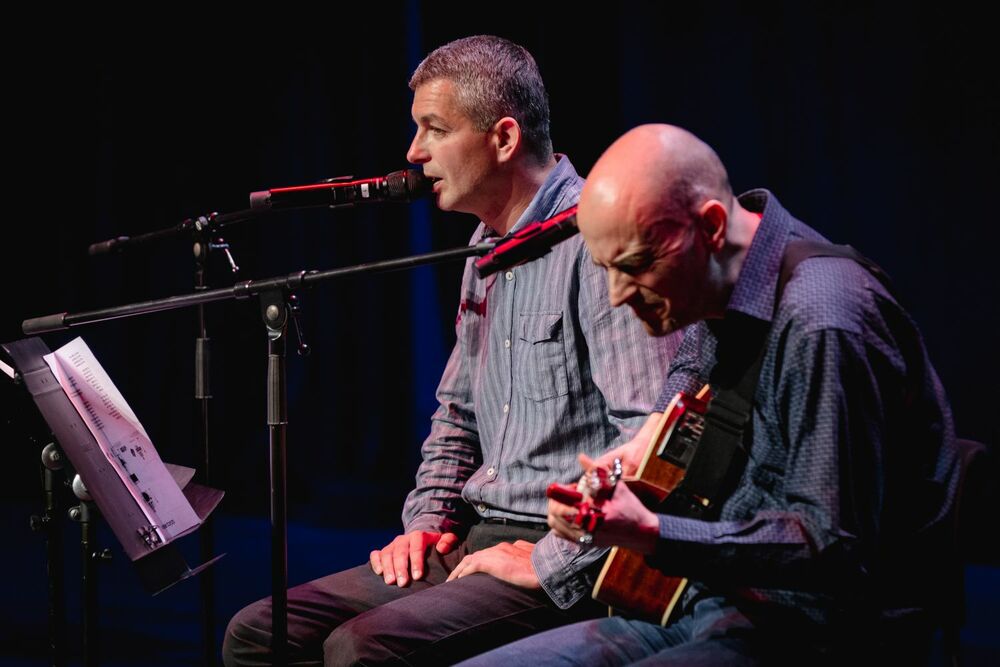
547, 480, 660, 554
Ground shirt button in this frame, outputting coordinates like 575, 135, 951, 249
504, 338, 511, 348
478, 503, 487, 512
487, 467, 496, 476
505, 271, 514, 281
502, 403, 509, 413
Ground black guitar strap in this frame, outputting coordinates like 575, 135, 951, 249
659, 240, 893, 520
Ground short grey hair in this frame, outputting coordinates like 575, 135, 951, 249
410, 35, 553, 165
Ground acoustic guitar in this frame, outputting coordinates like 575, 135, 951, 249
549, 385, 711, 625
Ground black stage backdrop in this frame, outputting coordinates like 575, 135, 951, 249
3, 3, 996, 539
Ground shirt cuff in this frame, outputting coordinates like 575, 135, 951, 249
531, 531, 608, 609
403, 513, 464, 535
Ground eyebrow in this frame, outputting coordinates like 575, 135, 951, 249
591, 247, 652, 269
612, 248, 652, 268
415, 113, 449, 127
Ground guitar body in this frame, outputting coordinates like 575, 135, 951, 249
591, 386, 710, 625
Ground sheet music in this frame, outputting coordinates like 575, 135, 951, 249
43, 337, 200, 544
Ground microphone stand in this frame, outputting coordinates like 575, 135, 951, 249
193, 230, 215, 667
87, 208, 265, 256
23, 241, 496, 665
92, 209, 247, 665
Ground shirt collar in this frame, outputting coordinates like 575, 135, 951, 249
724, 189, 797, 322
485, 154, 580, 239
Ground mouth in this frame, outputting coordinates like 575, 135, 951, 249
629, 300, 671, 332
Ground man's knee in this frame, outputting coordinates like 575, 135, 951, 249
222, 597, 273, 666
323, 612, 404, 667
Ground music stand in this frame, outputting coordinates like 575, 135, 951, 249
4, 338, 227, 667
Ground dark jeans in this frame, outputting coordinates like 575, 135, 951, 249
222, 523, 603, 666
456, 593, 937, 667
456, 594, 764, 667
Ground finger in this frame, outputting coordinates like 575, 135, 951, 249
393, 541, 411, 587
451, 554, 480, 581
408, 533, 427, 581
560, 506, 584, 529
436, 532, 459, 554
446, 554, 471, 582
590, 448, 621, 470
369, 549, 384, 575
379, 547, 396, 585
578, 453, 597, 471
610, 478, 635, 502
548, 511, 579, 540
548, 499, 576, 521
551, 523, 579, 541
548, 500, 574, 530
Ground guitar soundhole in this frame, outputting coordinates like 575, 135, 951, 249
661, 411, 705, 468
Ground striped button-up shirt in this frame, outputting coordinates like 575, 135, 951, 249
402, 156, 681, 607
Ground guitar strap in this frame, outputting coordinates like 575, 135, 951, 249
659, 240, 893, 520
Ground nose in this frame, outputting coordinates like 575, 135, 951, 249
407, 130, 429, 164
607, 269, 637, 308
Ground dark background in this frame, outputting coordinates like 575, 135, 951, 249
2, 3, 997, 665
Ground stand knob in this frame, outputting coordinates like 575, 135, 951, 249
40, 442, 64, 470
71, 474, 91, 502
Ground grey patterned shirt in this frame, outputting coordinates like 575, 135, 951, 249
402, 156, 681, 608
651, 190, 960, 637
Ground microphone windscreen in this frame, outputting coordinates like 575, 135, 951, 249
397, 169, 432, 200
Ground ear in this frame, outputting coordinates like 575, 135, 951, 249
698, 200, 728, 251
491, 117, 522, 164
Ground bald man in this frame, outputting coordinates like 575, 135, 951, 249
460, 125, 961, 664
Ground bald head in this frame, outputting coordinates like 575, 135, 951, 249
578, 125, 739, 335
581, 124, 732, 239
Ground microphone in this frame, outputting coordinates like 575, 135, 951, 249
250, 169, 432, 210
474, 205, 579, 278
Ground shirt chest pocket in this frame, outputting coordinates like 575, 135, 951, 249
515, 312, 569, 401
